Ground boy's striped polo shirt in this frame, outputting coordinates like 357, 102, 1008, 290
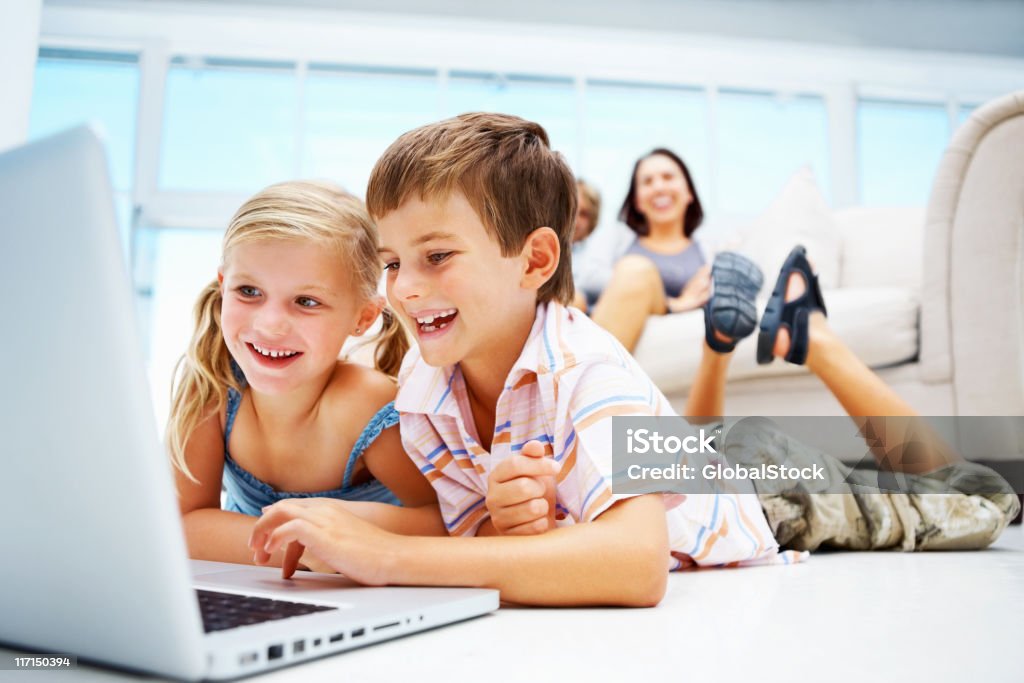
396, 301, 801, 569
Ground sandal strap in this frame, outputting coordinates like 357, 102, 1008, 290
785, 307, 811, 364
790, 249, 828, 317
778, 253, 818, 365
808, 270, 828, 317
757, 245, 829, 367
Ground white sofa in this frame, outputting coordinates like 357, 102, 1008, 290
632, 91, 1024, 463
634, 204, 927, 414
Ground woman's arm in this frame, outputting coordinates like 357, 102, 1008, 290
666, 263, 711, 313
251, 494, 670, 607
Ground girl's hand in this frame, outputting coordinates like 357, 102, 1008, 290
667, 264, 711, 313
249, 499, 399, 585
297, 549, 337, 574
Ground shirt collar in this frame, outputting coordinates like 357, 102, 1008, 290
394, 349, 463, 419
395, 302, 568, 418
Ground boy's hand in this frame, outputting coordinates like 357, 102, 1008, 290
249, 499, 398, 585
486, 440, 560, 536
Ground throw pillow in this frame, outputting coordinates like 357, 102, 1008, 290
737, 167, 842, 289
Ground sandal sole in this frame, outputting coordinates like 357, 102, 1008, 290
706, 252, 764, 352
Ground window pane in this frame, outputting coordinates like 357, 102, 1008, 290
142, 227, 224, 425
858, 100, 948, 206
717, 91, 831, 213
582, 81, 709, 233
30, 50, 139, 191
447, 73, 578, 167
303, 66, 439, 198
958, 104, 978, 127
114, 194, 133, 264
160, 60, 296, 192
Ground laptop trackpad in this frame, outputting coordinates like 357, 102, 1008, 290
193, 565, 358, 608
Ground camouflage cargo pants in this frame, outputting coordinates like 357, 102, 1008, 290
722, 417, 1020, 552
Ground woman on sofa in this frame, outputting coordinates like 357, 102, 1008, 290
589, 148, 713, 351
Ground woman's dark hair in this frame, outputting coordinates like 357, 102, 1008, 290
618, 148, 703, 237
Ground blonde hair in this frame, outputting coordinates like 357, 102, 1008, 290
366, 112, 577, 305
167, 180, 409, 482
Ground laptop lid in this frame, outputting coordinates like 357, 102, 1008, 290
0, 127, 208, 680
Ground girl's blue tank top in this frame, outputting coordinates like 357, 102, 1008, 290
220, 374, 401, 516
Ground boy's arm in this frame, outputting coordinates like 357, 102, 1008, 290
250, 494, 669, 607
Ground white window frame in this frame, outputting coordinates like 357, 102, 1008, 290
36, 2, 1024, 322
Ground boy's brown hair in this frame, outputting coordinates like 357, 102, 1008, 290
366, 112, 577, 304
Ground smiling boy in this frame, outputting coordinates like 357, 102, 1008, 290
249, 113, 788, 606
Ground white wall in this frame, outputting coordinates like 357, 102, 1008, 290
39, 1, 1024, 94
1, 0, 43, 153
70, 0, 1024, 59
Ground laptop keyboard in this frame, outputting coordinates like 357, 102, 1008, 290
196, 589, 338, 633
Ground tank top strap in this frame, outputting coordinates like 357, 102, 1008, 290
341, 401, 400, 490
224, 360, 247, 448
224, 386, 242, 448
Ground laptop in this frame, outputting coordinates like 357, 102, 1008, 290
0, 127, 499, 680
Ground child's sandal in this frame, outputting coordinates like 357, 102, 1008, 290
756, 245, 828, 366
703, 251, 764, 354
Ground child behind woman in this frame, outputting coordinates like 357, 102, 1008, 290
167, 181, 439, 569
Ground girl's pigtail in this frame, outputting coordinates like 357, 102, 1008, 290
373, 307, 410, 379
166, 279, 238, 483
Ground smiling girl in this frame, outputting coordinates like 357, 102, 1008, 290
167, 181, 439, 569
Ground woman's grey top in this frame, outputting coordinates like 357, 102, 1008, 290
623, 239, 706, 298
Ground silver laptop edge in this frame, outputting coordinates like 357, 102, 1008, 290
0, 127, 498, 680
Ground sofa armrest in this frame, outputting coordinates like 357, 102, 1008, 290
920, 90, 1024, 415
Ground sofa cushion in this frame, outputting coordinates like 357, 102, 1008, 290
634, 286, 920, 397
835, 206, 925, 289
737, 167, 842, 289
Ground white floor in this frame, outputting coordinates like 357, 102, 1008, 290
227, 523, 1024, 683
6, 525, 1023, 682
